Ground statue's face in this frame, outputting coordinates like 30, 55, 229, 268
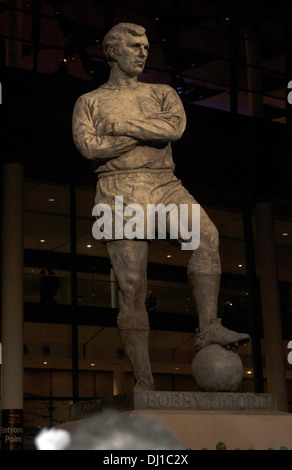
115, 33, 149, 77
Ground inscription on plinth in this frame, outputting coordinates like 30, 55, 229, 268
111, 391, 277, 412
69, 391, 277, 421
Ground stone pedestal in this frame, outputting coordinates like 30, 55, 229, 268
69, 391, 277, 419
129, 409, 292, 450
57, 391, 292, 450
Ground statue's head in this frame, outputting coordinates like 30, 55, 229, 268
103, 23, 149, 76
103, 23, 146, 61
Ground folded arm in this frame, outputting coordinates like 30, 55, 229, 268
72, 96, 139, 161
111, 87, 186, 142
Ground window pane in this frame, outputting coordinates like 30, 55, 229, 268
24, 181, 70, 253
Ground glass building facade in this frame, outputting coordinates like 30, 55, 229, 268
1, 0, 292, 449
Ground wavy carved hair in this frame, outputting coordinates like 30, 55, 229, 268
103, 22, 146, 63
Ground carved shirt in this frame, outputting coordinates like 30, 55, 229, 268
72, 82, 186, 174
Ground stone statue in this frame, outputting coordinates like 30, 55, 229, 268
72, 23, 250, 392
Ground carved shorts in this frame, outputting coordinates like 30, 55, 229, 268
94, 169, 221, 274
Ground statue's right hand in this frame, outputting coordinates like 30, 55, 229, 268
96, 120, 114, 136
